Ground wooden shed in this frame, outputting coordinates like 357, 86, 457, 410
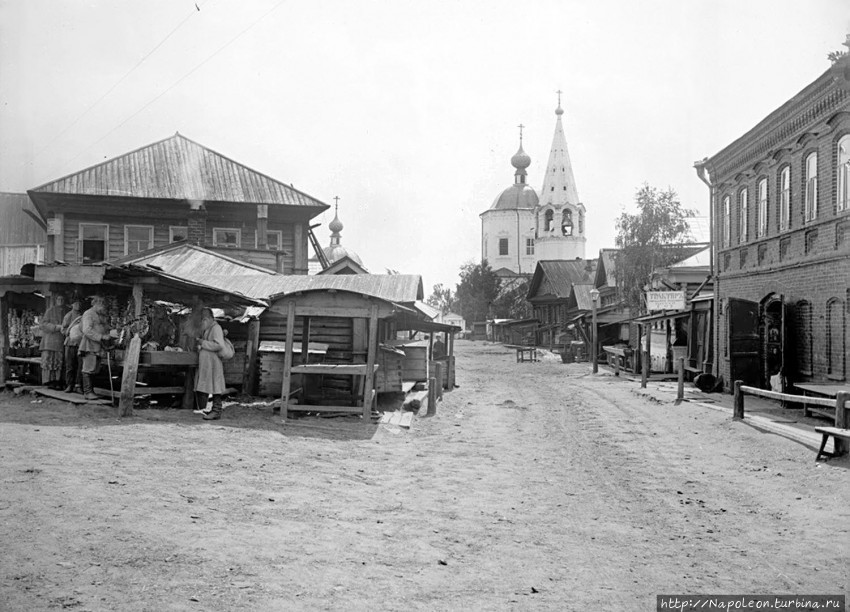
268, 288, 410, 419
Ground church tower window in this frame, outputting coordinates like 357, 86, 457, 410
562, 210, 573, 236
544, 209, 554, 232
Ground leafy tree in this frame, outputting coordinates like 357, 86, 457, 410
455, 260, 501, 324
492, 279, 531, 319
614, 184, 696, 313
426, 284, 457, 314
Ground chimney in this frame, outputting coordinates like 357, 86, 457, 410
187, 206, 207, 246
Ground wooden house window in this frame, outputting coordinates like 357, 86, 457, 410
779, 166, 790, 231
256, 230, 282, 250
213, 228, 241, 248
498, 238, 509, 256
838, 135, 850, 213
169, 226, 188, 242
757, 178, 768, 238
124, 225, 153, 256
804, 152, 818, 223
78, 223, 108, 264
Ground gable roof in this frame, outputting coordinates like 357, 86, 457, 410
527, 259, 597, 300
29, 133, 329, 212
318, 255, 369, 275
595, 248, 618, 288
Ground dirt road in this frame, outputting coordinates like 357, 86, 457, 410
1, 340, 848, 611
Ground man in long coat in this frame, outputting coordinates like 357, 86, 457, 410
78, 295, 117, 400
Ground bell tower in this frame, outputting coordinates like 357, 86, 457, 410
534, 91, 586, 260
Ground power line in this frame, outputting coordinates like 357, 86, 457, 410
59, 0, 288, 172
30, 0, 213, 164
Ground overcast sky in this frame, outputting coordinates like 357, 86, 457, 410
1, 0, 848, 293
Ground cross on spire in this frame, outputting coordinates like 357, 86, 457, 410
518, 123, 524, 144
333, 195, 339, 212
556, 89, 562, 107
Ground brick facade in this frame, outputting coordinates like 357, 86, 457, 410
706, 57, 850, 391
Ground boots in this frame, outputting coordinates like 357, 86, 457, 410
203, 395, 222, 420
82, 373, 98, 401
192, 392, 210, 415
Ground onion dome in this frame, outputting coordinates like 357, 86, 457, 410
511, 145, 531, 170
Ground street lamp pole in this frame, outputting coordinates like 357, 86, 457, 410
590, 287, 599, 374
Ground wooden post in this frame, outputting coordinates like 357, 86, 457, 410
361, 303, 378, 419
132, 283, 143, 317
0, 293, 8, 387
835, 392, 849, 455
448, 354, 456, 389
614, 353, 620, 377
677, 357, 685, 402
435, 362, 443, 400
641, 324, 651, 389
242, 318, 260, 395
733, 380, 744, 420
280, 301, 296, 420
427, 376, 437, 416
182, 367, 195, 409
119, 334, 142, 417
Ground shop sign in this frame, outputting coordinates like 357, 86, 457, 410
646, 290, 686, 311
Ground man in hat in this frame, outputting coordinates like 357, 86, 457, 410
78, 295, 118, 400
61, 299, 83, 393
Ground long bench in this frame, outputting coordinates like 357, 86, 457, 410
814, 427, 850, 461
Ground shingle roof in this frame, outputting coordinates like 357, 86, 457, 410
30, 133, 329, 210
111, 243, 278, 280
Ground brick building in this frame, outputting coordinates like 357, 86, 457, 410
697, 44, 850, 392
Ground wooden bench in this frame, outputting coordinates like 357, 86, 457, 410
814, 426, 850, 461
515, 346, 537, 363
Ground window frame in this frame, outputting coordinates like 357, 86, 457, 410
256, 230, 283, 251
756, 178, 768, 238
498, 237, 509, 256
212, 227, 242, 248
722, 195, 731, 247
123, 224, 154, 256
78, 223, 109, 264
838, 135, 850, 213
779, 165, 790, 231
738, 188, 748, 243
525, 237, 534, 256
827, 298, 846, 381
169, 226, 188, 243
804, 151, 818, 223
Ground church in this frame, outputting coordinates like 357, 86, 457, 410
480, 96, 587, 278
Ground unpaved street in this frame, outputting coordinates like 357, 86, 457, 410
1, 340, 848, 611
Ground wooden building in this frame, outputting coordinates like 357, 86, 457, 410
0, 193, 45, 275
26, 133, 328, 275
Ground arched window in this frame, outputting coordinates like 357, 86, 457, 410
561, 210, 573, 236
738, 188, 748, 243
796, 300, 813, 376
804, 152, 818, 222
838, 135, 850, 213
757, 178, 768, 238
722, 195, 731, 247
578, 211, 584, 234
779, 166, 790, 231
544, 209, 554, 232
827, 298, 845, 380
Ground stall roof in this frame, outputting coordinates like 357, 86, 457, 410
493, 317, 539, 328
111, 242, 278, 280
0, 263, 267, 308
192, 273, 424, 303
632, 310, 692, 324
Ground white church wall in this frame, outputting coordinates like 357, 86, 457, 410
481, 208, 536, 275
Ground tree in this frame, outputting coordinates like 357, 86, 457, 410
491, 279, 531, 319
426, 283, 457, 314
455, 260, 501, 324
614, 184, 696, 313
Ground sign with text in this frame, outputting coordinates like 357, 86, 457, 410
46, 217, 62, 236
646, 291, 686, 312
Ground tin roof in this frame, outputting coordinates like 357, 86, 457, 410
111, 243, 278, 280
192, 273, 425, 304
528, 259, 597, 299
0, 193, 46, 245
29, 133, 329, 211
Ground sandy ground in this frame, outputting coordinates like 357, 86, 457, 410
1, 340, 848, 611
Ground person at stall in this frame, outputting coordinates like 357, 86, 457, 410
433, 335, 447, 360
61, 299, 83, 393
193, 307, 226, 421
79, 295, 118, 401
39, 294, 67, 389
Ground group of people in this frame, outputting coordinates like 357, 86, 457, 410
38, 294, 227, 420
39, 294, 119, 401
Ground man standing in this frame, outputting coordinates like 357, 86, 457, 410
193, 308, 226, 421
39, 294, 66, 389
78, 295, 117, 401
61, 299, 83, 393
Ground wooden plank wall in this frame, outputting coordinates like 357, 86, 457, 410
256, 311, 354, 398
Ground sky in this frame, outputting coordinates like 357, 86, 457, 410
1, 0, 848, 295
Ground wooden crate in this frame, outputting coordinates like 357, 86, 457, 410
376, 346, 404, 393
385, 339, 429, 382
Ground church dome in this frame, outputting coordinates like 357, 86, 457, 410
510, 145, 531, 170
323, 244, 363, 266
489, 183, 539, 211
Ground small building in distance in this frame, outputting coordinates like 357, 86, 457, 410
0, 192, 45, 275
